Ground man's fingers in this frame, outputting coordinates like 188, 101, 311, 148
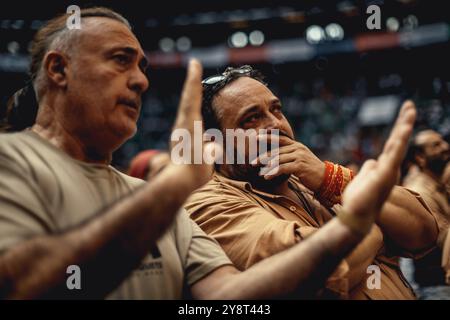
256, 133, 293, 147
357, 159, 378, 178
251, 145, 297, 166
177, 59, 203, 121
379, 100, 416, 167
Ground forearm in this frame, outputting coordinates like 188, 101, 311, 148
344, 225, 383, 289
210, 218, 362, 299
0, 164, 195, 299
376, 186, 438, 251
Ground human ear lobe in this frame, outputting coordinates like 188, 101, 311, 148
415, 154, 426, 169
43, 51, 68, 88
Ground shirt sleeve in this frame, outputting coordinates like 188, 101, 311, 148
0, 151, 52, 254
174, 210, 233, 286
382, 188, 440, 259
442, 228, 450, 285
184, 184, 350, 299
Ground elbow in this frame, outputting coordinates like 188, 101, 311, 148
407, 217, 438, 252
419, 216, 439, 248
192, 266, 241, 300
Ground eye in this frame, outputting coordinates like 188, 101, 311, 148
272, 105, 282, 113
243, 113, 261, 124
114, 54, 131, 65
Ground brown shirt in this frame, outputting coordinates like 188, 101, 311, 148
443, 231, 450, 285
403, 170, 450, 246
184, 172, 434, 300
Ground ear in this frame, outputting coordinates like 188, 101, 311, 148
415, 153, 426, 169
43, 51, 69, 88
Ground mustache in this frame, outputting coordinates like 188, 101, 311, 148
261, 129, 293, 143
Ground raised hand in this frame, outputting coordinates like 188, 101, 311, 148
251, 134, 325, 192
341, 101, 417, 231
169, 59, 219, 189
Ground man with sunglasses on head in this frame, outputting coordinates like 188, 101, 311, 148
184, 66, 439, 299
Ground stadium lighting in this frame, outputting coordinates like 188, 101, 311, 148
306, 25, 325, 44
325, 23, 344, 40
230, 31, 248, 48
249, 30, 265, 46
386, 17, 400, 32
159, 37, 175, 53
176, 36, 192, 52
403, 15, 418, 30
7, 41, 20, 55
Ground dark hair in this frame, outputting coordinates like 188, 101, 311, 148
1, 7, 130, 132
201, 66, 266, 131
409, 129, 438, 162
403, 129, 429, 171
0, 84, 38, 132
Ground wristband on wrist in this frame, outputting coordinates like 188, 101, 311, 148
316, 161, 355, 207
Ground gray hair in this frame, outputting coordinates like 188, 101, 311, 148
30, 7, 131, 101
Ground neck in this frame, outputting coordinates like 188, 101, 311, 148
422, 168, 443, 185
32, 102, 112, 165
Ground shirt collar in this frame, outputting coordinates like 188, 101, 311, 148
213, 171, 311, 199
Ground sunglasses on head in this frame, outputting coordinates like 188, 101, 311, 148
201, 65, 253, 86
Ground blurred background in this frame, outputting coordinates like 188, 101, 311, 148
1, 0, 449, 170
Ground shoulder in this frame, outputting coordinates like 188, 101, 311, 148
0, 131, 34, 155
184, 174, 253, 211
0, 131, 42, 171
110, 166, 147, 189
404, 172, 436, 193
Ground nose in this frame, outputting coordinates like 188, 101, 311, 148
129, 68, 149, 95
264, 112, 283, 131
441, 140, 450, 152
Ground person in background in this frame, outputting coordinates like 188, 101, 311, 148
128, 150, 170, 180
402, 129, 450, 299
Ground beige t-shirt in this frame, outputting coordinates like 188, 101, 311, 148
0, 130, 232, 299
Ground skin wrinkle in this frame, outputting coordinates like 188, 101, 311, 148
34, 17, 149, 164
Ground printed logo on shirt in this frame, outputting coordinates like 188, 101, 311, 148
133, 245, 163, 276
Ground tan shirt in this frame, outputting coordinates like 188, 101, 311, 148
403, 170, 450, 246
184, 172, 434, 300
0, 131, 231, 299
443, 231, 450, 285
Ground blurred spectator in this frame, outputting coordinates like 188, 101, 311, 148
128, 150, 170, 180
402, 129, 450, 299
404, 130, 450, 228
